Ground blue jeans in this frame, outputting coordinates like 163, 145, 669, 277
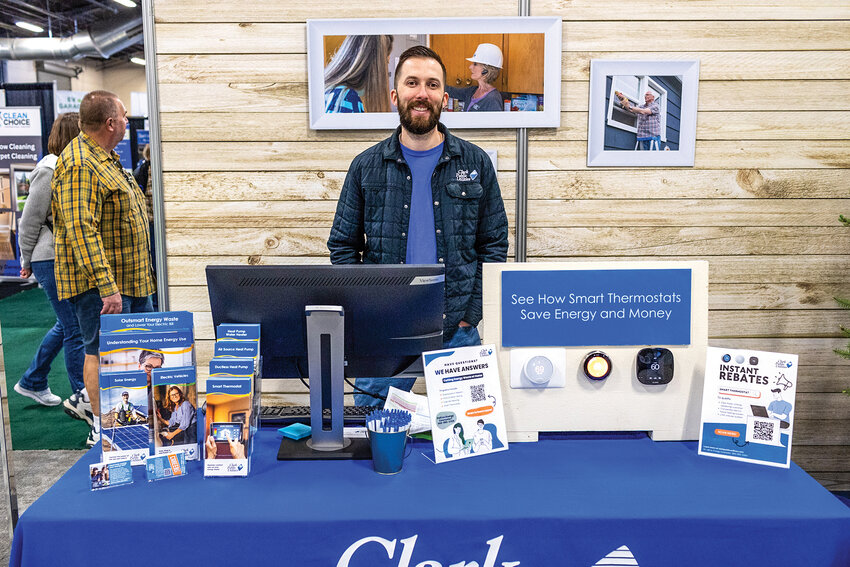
19, 260, 86, 393
69, 288, 154, 355
353, 325, 482, 407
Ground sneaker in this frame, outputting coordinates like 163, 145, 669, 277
14, 382, 61, 406
86, 423, 100, 448
63, 391, 94, 426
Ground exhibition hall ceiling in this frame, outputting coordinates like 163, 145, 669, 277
0, 0, 143, 62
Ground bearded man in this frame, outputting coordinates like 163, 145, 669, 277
327, 45, 508, 407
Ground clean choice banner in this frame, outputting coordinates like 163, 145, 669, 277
0, 106, 42, 169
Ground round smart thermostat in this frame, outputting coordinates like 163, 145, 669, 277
583, 351, 612, 381
523, 355, 555, 385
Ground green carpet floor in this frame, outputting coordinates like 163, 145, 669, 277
0, 288, 90, 450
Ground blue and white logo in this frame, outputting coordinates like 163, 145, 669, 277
592, 544, 639, 566
470, 169, 479, 180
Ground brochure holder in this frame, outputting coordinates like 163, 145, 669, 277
277, 306, 370, 460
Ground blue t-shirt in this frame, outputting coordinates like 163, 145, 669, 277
401, 142, 443, 264
768, 399, 792, 420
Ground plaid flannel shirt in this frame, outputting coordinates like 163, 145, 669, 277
635, 100, 661, 138
52, 131, 155, 301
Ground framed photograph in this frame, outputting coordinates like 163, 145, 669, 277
0, 168, 11, 211
10, 164, 34, 212
587, 60, 700, 167
307, 17, 562, 130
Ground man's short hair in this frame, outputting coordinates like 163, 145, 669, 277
139, 350, 165, 365
79, 90, 120, 131
771, 388, 781, 393
393, 45, 447, 89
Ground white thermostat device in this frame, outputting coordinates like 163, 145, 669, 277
510, 348, 567, 388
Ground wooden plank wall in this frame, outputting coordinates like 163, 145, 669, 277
153, 0, 850, 488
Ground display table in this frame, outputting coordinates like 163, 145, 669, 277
10, 431, 850, 566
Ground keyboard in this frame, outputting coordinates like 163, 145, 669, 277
260, 405, 375, 426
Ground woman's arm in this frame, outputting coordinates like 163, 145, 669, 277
17, 165, 53, 269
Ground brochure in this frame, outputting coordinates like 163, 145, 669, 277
422, 344, 508, 463
385, 386, 431, 434
100, 311, 194, 333
209, 357, 255, 378
152, 366, 199, 460
698, 347, 798, 468
203, 376, 254, 477
90, 459, 133, 491
99, 370, 150, 465
213, 339, 259, 359
146, 452, 188, 481
216, 323, 260, 342
99, 311, 197, 465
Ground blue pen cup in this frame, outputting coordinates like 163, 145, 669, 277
368, 428, 411, 475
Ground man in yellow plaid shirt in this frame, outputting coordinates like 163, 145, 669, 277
52, 90, 156, 447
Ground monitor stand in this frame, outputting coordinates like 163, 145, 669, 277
277, 306, 371, 460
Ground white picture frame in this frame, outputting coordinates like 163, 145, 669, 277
587, 60, 700, 167
307, 17, 562, 130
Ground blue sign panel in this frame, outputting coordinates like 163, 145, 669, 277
114, 139, 132, 169
136, 130, 150, 147
501, 269, 692, 347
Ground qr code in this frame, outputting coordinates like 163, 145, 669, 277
753, 420, 774, 441
470, 384, 486, 403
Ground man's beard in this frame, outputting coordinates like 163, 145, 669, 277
398, 97, 441, 135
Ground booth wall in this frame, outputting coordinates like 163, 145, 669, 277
152, 0, 850, 488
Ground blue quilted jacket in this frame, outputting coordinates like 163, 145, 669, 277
327, 123, 509, 340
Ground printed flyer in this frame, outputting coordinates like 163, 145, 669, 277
99, 370, 150, 465
698, 347, 798, 468
423, 344, 508, 464
151, 366, 199, 460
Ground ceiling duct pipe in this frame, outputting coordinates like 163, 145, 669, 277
0, 12, 142, 61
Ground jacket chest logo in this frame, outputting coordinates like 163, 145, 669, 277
455, 169, 478, 182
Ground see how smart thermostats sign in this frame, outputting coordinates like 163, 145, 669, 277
698, 347, 798, 468
423, 344, 508, 464
501, 269, 691, 347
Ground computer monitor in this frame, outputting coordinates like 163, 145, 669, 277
207, 264, 445, 459
205, 264, 446, 380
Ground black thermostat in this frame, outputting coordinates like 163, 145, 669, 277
637, 348, 674, 385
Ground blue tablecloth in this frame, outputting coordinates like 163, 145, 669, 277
10, 431, 850, 566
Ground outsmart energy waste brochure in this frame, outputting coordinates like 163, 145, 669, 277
99, 312, 196, 465
698, 347, 798, 468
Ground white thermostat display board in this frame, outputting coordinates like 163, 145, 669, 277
481, 261, 708, 442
